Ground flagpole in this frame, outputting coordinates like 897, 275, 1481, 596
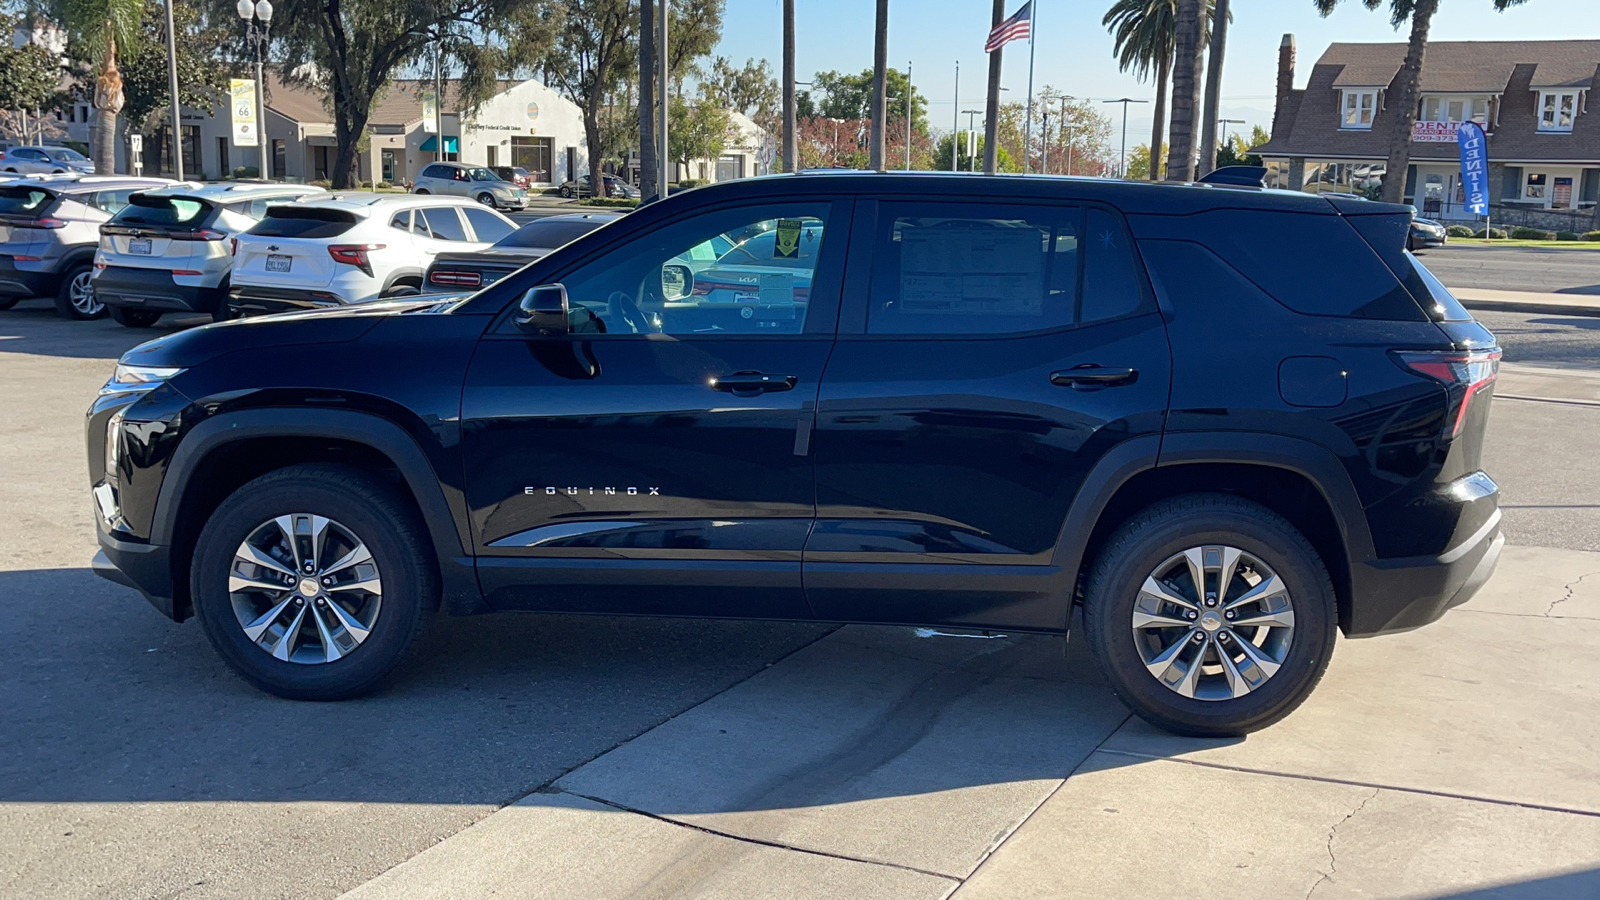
1023, 1, 1036, 174
951, 60, 959, 172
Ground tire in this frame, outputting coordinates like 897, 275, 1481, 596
414, 188, 430, 195
54, 263, 105, 319
382, 282, 421, 299
559, 186, 573, 198
109, 305, 161, 327
475, 192, 497, 208
0, 295, 18, 310
1082, 494, 1337, 737
190, 464, 437, 700
212, 304, 238, 323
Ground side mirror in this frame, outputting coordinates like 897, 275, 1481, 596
661, 264, 692, 301
514, 283, 570, 336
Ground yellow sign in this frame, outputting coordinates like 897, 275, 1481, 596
774, 219, 802, 259
230, 79, 258, 147
421, 92, 438, 133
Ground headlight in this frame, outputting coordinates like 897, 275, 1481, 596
105, 406, 126, 474
110, 363, 183, 387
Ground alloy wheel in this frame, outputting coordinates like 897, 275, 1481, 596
70, 270, 101, 316
1130, 545, 1296, 701
227, 513, 383, 665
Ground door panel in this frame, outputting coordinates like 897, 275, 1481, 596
461, 198, 851, 619
805, 198, 1172, 630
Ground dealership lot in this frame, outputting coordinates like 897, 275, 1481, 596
3, 289, 1600, 897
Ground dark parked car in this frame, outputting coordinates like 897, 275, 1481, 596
492, 166, 533, 189
88, 173, 1502, 736
425, 212, 623, 292
1409, 216, 1448, 251
559, 174, 639, 200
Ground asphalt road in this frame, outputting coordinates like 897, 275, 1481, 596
0, 302, 1596, 898
1418, 243, 1600, 294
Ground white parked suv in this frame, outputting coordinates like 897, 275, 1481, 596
94, 182, 325, 327
412, 162, 529, 210
229, 193, 517, 315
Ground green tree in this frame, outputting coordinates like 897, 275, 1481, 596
0, 15, 66, 141
934, 131, 1013, 173
668, 86, 734, 181
707, 56, 778, 133
1313, 0, 1530, 204
797, 67, 924, 134
260, 0, 560, 188
45, 0, 141, 172
1215, 123, 1268, 168
1006, 86, 1115, 175
1123, 143, 1158, 179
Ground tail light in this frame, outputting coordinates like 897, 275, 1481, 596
171, 229, 228, 241
34, 218, 68, 229
1393, 348, 1501, 438
429, 270, 481, 287
328, 243, 384, 277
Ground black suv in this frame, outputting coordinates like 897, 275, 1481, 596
87, 173, 1502, 736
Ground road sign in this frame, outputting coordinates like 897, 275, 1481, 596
129, 133, 142, 152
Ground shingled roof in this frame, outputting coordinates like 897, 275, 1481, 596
1255, 39, 1600, 164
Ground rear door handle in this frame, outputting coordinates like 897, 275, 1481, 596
1050, 366, 1139, 389
710, 371, 798, 394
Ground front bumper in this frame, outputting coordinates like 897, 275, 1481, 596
93, 526, 181, 620
0, 256, 59, 297
1347, 509, 1503, 636
96, 265, 225, 313
229, 284, 348, 316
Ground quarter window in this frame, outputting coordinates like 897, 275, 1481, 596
1538, 91, 1579, 132
1342, 90, 1377, 129
417, 207, 469, 241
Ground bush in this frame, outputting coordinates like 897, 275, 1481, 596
1556, 231, 1583, 242
1446, 225, 1475, 238
674, 179, 705, 189
232, 165, 260, 179
359, 180, 373, 188
1510, 226, 1556, 241
309, 179, 332, 188
375, 181, 393, 189
1584, 231, 1600, 243
1475, 227, 1508, 239
579, 197, 639, 209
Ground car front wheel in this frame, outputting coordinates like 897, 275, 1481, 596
475, 192, 498, 208
1083, 494, 1336, 737
54, 264, 105, 319
190, 464, 436, 700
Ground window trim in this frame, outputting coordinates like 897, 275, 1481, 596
835, 195, 1157, 341
1536, 90, 1581, 133
1340, 89, 1379, 130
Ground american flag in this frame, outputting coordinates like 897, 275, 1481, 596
985, 2, 1032, 52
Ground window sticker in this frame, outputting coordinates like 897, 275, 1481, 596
898, 223, 1044, 315
774, 219, 803, 259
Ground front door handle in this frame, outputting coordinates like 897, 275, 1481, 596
710, 371, 798, 394
1050, 365, 1139, 389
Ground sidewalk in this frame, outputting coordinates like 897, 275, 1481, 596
334, 546, 1600, 900
1451, 287, 1600, 317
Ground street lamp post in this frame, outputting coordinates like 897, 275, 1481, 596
235, 0, 274, 181
1102, 97, 1148, 179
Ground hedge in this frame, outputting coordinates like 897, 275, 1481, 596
1475, 227, 1508, 239
1446, 225, 1475, 238
1584, 231, 1600, 242
1509, 226, 1556, 241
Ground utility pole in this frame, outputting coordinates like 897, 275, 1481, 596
782, 0, 796, 173
904, 61, 912, 170
982, 0, 1003, 175
1103, 98, 1147, 178
165, 0, 183, 179
870, 0, 887, 171
658, 0, 669, 191
950, 61, 959, 172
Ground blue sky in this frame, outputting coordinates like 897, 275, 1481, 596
713, 0, 1598, 146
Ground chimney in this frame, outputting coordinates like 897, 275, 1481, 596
1274, 34, 1297, 135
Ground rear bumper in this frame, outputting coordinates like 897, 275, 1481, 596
96, 265, 224, 312
229, 284, 348, 316
1347, 508, 1503, 637
0, 256, 59, 297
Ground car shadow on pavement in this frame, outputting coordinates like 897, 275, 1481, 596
1422, 869, 1600, 898
0, 304, 211, 361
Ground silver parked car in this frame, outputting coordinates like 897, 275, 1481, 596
0, 145, 95, 175
412, 162, 528, 211
0, 176, 172, 319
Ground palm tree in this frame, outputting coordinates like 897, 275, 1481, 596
1104, 0, 1179, 182
1314, 0, 1529, 204
54, 0, 141, 174
1163, 0, 1204, 181
639, 0, 657, 199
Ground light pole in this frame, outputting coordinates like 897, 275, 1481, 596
962, 109, 981, 172
1102, 98, 1148, 179
1217, 118, 1246, 168
950, 60, 958, 172
235, 0, 273, 180
165, 0, 183, 179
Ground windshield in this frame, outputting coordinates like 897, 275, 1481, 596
495, 218, 608, 249
49, 148, 88, 161
467, 168, 501, 182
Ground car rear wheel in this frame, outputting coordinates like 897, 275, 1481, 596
1083, 494, 1336, 737
54, 264, 105, 319
190, 464, 436, 700
109, 305, 161, 327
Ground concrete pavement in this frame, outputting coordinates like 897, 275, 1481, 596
1453, 287, 1600, 318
